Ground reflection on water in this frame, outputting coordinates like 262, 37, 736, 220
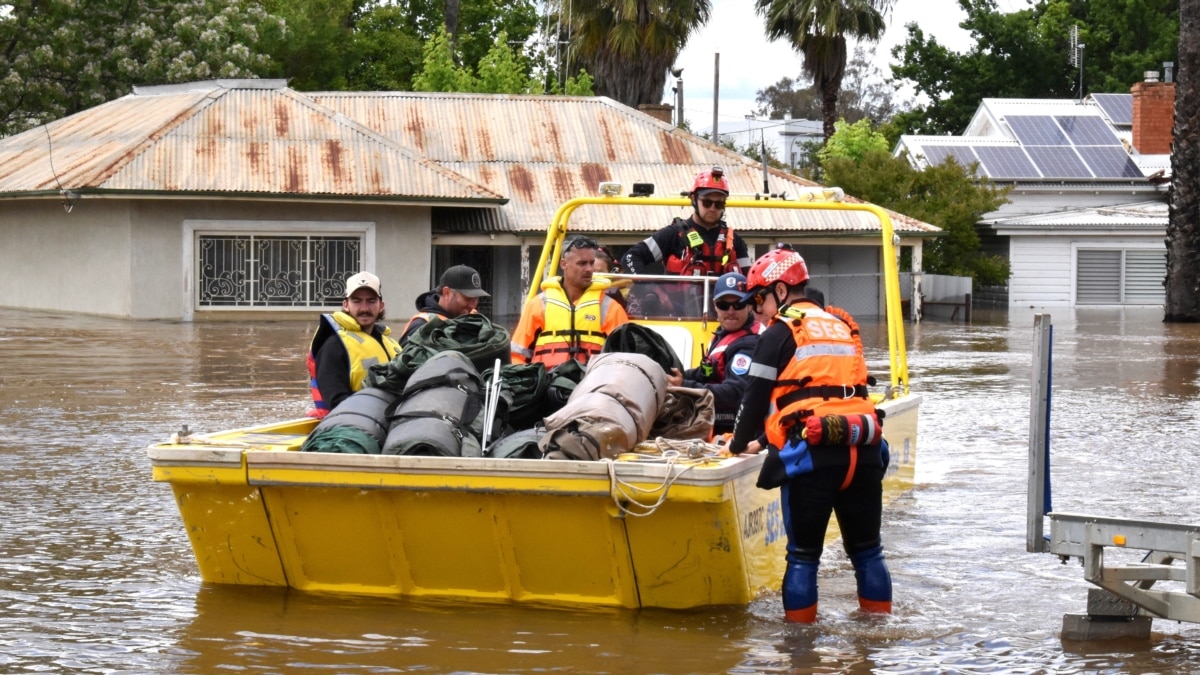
1, 307, 1198, 673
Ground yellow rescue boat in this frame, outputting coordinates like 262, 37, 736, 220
148, 190, 920, 609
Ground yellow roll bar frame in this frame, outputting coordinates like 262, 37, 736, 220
528, 195, 909, 396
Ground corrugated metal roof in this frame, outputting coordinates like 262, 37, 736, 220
312, 91, 937, 236
0, 81, 502, 202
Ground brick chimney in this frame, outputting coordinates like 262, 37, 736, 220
638, 103, 674, 125
1131, 71, 1175, 155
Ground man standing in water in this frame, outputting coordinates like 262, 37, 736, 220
729, 245, 892, 623
306, 271, 401, 417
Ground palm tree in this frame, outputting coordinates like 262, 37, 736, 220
565, 0, 712, 109
1165, 0, 1200, 321
754, 0, 893, 141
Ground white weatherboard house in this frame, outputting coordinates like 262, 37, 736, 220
0, 80, 940, 322
896, 73, 1174, 308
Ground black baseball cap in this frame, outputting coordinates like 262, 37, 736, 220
439, 265, 490, 298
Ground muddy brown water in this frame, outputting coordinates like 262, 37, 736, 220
1, 307, 1198, 673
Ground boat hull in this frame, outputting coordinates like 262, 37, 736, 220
152, 424, 787, 609
150, 393, 918, 610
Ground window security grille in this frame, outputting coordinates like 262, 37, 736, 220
197, 234, 361, 308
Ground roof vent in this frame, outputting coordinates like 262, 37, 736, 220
1144, 71, 1160, 83
1164, 62, 1175, 83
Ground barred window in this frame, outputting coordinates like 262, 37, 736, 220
196, 233, 362, 308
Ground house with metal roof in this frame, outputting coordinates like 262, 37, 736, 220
895, 72, 1173, 308
0, 79, 940, 322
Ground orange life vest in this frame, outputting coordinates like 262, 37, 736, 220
531, 279, 612, 368
765, 304, 873, 450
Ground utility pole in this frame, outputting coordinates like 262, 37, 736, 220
712, 53, 719, 140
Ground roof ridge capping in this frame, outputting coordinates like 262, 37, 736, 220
132, 79, 289, 96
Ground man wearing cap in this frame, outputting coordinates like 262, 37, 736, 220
666, 272, 764, 434
511, 236, 628, 368
621, 166, 751, 278
306, 271, 402, 418
397, 264, 490, 346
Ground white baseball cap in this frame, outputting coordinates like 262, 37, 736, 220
344, 271, 382, 298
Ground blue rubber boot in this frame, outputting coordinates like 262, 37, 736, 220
850, 545, 892, 614
782, 559, 820, 623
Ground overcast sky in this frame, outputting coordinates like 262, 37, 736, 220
671, 0, 1029, 132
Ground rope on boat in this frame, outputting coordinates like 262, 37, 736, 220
603, 437, 727, 517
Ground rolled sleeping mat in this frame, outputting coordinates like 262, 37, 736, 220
382, 416, 483, 457
311, 387, 396, 446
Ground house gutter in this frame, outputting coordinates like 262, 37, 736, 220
0, 188, 508, 207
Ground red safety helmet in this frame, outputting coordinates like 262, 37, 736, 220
691, 166, 730, 197
741, 243, 809, 302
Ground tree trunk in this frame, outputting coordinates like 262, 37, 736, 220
821, 79, 839, 141
445, 0, 460, 48
1166, 0, 1200, 321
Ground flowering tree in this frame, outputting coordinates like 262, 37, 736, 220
0, 0, 281, 136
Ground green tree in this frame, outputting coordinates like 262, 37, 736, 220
413, 27, 594, 96
823, 150, 1010, 286
817, 118, 889, 164
1165, 0, 1200, 321
755, 46, 903, 126
0, 0, 280, 136
261, 0, 539, 92
413, 26, 476, 92
474, 31, 532, 93
754, 0, 894, 141
565, 0, 712, 109
891, 0, 1179, 136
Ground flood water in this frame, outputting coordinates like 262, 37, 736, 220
1, 306, 1199, 673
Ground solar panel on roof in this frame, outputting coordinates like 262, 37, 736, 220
921, 145, 978, 166
1091, 93, 1134, 126
1075, 146, 1144, 178
1054, 116, 1121, 146
972, 146, 1040, 179
1007, 116, 1070, 145
1026, 146, 1092, 178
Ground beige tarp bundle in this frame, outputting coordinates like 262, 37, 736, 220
540, 352, 667, 460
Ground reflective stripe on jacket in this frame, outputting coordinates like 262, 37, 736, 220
765, 305, 872, 449
510, 278, 625, 369
662, 219, 741, 277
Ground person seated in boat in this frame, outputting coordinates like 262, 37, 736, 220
398, 264, 490, 345
306, 271, 401, 418
511, 236, 629, 368
666, 272, 764, 434
620, 166, 751, 280
593, 245, 632, 308
728, 244, 892, 624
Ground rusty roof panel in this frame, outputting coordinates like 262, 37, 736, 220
0, 84, 502, 201
436, 162, 931, 235
314, 92, 938, 236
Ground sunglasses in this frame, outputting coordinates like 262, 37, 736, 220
699, 198, 726, 209
746, 288, 770, 308
563, 237, 598, 254
714, 299, 745, 311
